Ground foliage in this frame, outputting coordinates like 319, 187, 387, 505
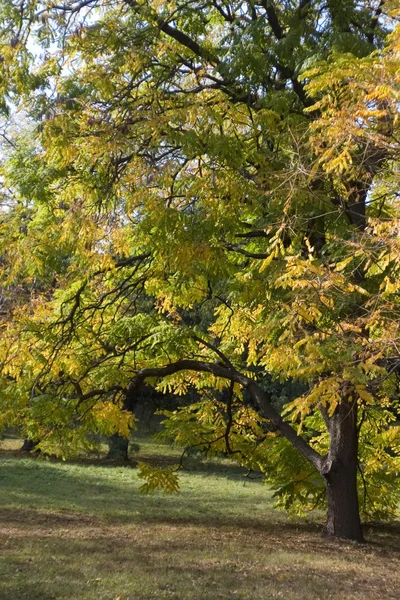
137, 461, 180, 493
1, 1, 400, 533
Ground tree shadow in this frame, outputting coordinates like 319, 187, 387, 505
1, 450, 399, 555
1, 525, 399, 600
0, 445, 249, 480
0, 444, 258, 482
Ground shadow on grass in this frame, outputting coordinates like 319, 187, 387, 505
0, 503, 321, 538
0, 451, 400, 552
0, 449, 316, 536
1, 453, 400, 556
1, 524, 400, 600
0, 444, 255, 481
1, 450, 400, 600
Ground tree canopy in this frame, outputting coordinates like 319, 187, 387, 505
1, 0, 400, 541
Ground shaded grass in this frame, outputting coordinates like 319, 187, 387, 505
0, 436, 399, 600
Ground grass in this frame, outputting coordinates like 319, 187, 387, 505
0, 434, 399, 600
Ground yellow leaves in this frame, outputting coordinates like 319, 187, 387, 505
294, 303, 322, 323
323, 146, 353, 176
210, 304, 264, 361
259, 252, 276, 272
335, 256, 353, 272
364, 85, 398, 103
340, 322, 362, 334
258, 230, 286, 272
380, 276, 400, 298
286, 377, 342, 427
303, 39, 400, 181
247, 337, 258, 366
285, 376, 377, 433
359, 355, 385, 378
354, 385, 374, 405
154, 292, 175, 315
161, 378, 189, 396
275, 256, 329, 292
97, 254, 116, 272
111, 228, 132, 259
92, 403, 136, 438
346, 282, 369, 296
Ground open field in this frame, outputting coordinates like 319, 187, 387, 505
0, 435, 399, 600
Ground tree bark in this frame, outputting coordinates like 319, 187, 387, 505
321, 396, 364, 542
323, 462, 363, 541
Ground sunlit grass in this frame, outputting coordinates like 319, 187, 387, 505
0, 434, 399, 600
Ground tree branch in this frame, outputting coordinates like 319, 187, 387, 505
124, 0, 220, 65
235, 229, 269, 239
367, 0, 384, 44
225, 244, 269, 259
157, 19, 220, 64
127, 359, 324, 470
259, 0, 285, 39
114, 253, 151, 269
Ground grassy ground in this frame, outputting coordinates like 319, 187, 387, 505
0, 434, 399, 600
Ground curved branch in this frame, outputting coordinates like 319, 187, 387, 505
128, 359, 324, 470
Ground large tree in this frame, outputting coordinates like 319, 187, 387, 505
1, 1, 400, 541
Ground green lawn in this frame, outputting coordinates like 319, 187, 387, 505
0, 435, 399, 600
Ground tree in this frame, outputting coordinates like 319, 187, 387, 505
1, 1, 400, 541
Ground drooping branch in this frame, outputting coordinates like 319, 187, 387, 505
114, 253, 151, 269
128, 359, 325, 470
157, 19, 220, 65
211, 0, 235, 23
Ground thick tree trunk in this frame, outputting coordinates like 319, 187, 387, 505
324, 462, 363, 541
321, 396, 364, 542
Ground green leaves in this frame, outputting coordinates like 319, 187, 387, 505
137, 462, 180, 494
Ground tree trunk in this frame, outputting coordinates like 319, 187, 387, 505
106, 434, 129, 461
20, 438, 39, 453
321, 395, 364, 542
324, 462, 363, 541
106, 386, 140, 461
